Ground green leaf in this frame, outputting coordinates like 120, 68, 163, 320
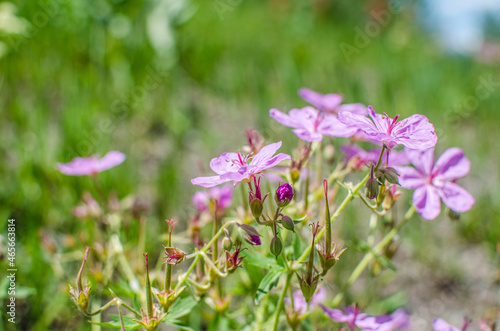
90, 315, 141, 330
254, 270, 284, 304
293, 215, 308, 224
243, 250, 286, 271
165, 296, 198, 321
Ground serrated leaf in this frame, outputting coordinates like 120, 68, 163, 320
254, 270, 284, 304
165, 296, 197, 321
90, 315, 141, 330
243, 251, 285, 271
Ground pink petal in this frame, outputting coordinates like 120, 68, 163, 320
434, 148, 470, 181
269, 108, 300, 128
367, 106, 389, 132
292, 128, 323, 142
398, 166, 427, 189
338, 110, 379, 136
299, 88, 343, 112
191, 175, 231, 188
393, 114, 437, 150
322, 305, 349, 323
413, 185, 442, 220
253, 153, 291, 172
318, 114, 358, 138
432, 318, 461, 331
192, 191, 209, 211
436, 182, 474, 213
209, 152, 239, 175
406, 148, 434, 175
57, 157, 98, 176
250, 141, 282, 166
95, 151, 126, 172
337, 103, 368, 116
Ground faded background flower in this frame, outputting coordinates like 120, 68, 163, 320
2, 0, 499, 329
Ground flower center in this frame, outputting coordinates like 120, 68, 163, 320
384, 113, 400, 135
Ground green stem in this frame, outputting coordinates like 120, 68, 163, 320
330, 205, 416, 307
165, 229, 172, 293
273, 272, 293, 331
374, 146, 386, 171
297, 174, 370, 264
173, 221, 237, 292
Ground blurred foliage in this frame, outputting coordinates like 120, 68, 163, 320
1, 0, 499, 329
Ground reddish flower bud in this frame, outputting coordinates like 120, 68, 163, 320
275, 183, 294, 207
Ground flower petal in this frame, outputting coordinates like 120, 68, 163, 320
337, 103, 368, 116
398, 166, 426, 189
406, 148, 434, 175
413, 185, 442, 220
434, 147, 470, 181
337, 110, 379, 136
436, 182, 474, 213
191, 175, 231, 188
96, 151, 126, 172
250, 141, 282, 165
270, 108, 300, 128
299, 88, 343, 112
292, 128, 323, 142
210, 152, 239, 175
432, 318, 461, 331
393, 114, 437, 150
321, 305, 349, 323
318, 114, 358, 138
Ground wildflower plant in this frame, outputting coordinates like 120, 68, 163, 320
57, 88, 481, 330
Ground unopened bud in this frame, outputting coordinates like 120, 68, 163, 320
447, 208, 460, 221
290, 168, 300, 184
365, 178, 379, 200
222, 236, 233, 251
376, 167, 400, 185
78, 292, 89, 312
237, 223, 261, 246
250, 198, 263, 218
275, 183, 294, 208
270, 236, 283, 257
280, 215, 295, 232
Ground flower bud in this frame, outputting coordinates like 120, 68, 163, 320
222, 234, 233, 251
365, 177, 379, 200
376, 167, 400, 185
290, 168, 301, 184
249, 198, 263, 218
280, 215, 295, 232
237, 223, 262, 246
275, 183, 294, 208
270, 236, 283, 257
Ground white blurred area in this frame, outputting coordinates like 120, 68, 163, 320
424, 0, 500, 55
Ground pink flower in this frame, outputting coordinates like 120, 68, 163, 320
270, 106, 358, 142
338, 106, 437, 150
341, 145, 410, 170
192, 185, 233, 212
57, 151, 126, 176
397, 147, 474, 220
285, 287, 326, 316
191, 142, 291, 188
367, 309, 410, 331
298, 88, 367, 115
322, 305, 382, 331
433, 318, 471, 331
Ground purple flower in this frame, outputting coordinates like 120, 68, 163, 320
338, 106, 437, 150
433, 318, 471, 331
298, 88, 368, 115
192, 185, 233, 212
275, 183, 294, 207
342, 145, 410, 170
270, 106, 358, 142
366, 309, 411, 331
322, 305, 382, 331
397, 147, 475, 220
57, 151, 126, 176
285, 287, 326, 316
191, 142, 291, 188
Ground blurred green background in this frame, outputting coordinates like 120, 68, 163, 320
1, 0, 500, 329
